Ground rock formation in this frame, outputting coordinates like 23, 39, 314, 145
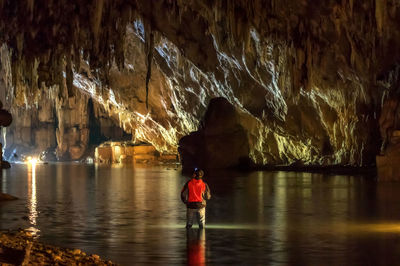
1, 87, 130, 161
0, 1, 399, 170
179, 97, 254, 170
95, 141, 177, 164
0, 100, 12, 167
0, 99, 14, 201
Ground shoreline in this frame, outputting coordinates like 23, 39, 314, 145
256, 165, 377, 176
0, 230, 116, 265
8, 161, 377, 177
183, 164, 378, 177
0, 193, 18, 201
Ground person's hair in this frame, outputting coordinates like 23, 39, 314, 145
194, 169, 204, 179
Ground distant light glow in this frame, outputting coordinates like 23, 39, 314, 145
86, 157, 94, 164
26, 156, 38, 165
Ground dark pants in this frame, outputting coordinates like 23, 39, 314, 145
186, 208, 206, 228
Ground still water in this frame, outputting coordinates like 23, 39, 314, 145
1, 163, 400, 265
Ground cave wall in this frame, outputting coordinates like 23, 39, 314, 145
0, 1, 399, 167
0, 85, 127, 161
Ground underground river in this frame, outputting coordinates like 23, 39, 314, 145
1, 163, 400, 265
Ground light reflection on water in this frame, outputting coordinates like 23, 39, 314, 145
1, 164, 400, 265
26, 162, 39, 236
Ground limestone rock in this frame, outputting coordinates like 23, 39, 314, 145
2, 87, 128, 161
94, 141, 167, 164
179, 97, 253, 170
1, 1, 400, 168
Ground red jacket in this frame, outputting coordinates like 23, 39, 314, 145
181, 178, 211, 209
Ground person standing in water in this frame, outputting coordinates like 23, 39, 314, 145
181, 169, 211, 229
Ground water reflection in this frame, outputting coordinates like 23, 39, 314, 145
1, 169, 6, 193
26, 162, 39, 235
2, 165, 400, 265
187, 229, 205, 266
271, 172, 288, 264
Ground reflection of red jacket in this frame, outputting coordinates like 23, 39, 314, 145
187, 230, 206, 266
181, 178, 211, 209
188, 241, 205, 266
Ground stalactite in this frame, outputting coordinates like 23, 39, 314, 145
73, 48, 80, 73
349, 0, 354, 16
0, 0, 399, 167
91, 0, 104, 55
227, 0, 236, 48
375, 0, 387, 37
115, 5, 131, 70
11, 58, 19, 98
27, 0, 34, 20
66, 50, 74, 97
0, 46, 13, 101
145, 31, 154, 109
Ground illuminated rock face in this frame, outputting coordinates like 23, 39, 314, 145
94, 142, 176, 164
1, 1, 400, 167
1, 88, 128, 160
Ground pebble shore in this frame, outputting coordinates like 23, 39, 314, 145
0, 230, 116, 265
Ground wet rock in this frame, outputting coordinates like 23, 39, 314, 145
72, 249, 81, 255
0, 230, 115, 265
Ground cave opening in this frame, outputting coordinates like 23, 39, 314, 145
87, 98, 106, 146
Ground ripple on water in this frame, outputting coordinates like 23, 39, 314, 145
1, 164, 400, 265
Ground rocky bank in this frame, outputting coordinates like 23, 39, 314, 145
0, 230, 115, 265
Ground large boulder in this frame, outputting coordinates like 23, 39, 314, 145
0, 109, 12, 127
179, 97, 254, 171
0, 102, 13, 168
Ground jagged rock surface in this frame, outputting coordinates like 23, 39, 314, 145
1, 1, 400, 167
1, 86, 128, 161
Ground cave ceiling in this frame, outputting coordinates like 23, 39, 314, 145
0, 0, 399, 166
